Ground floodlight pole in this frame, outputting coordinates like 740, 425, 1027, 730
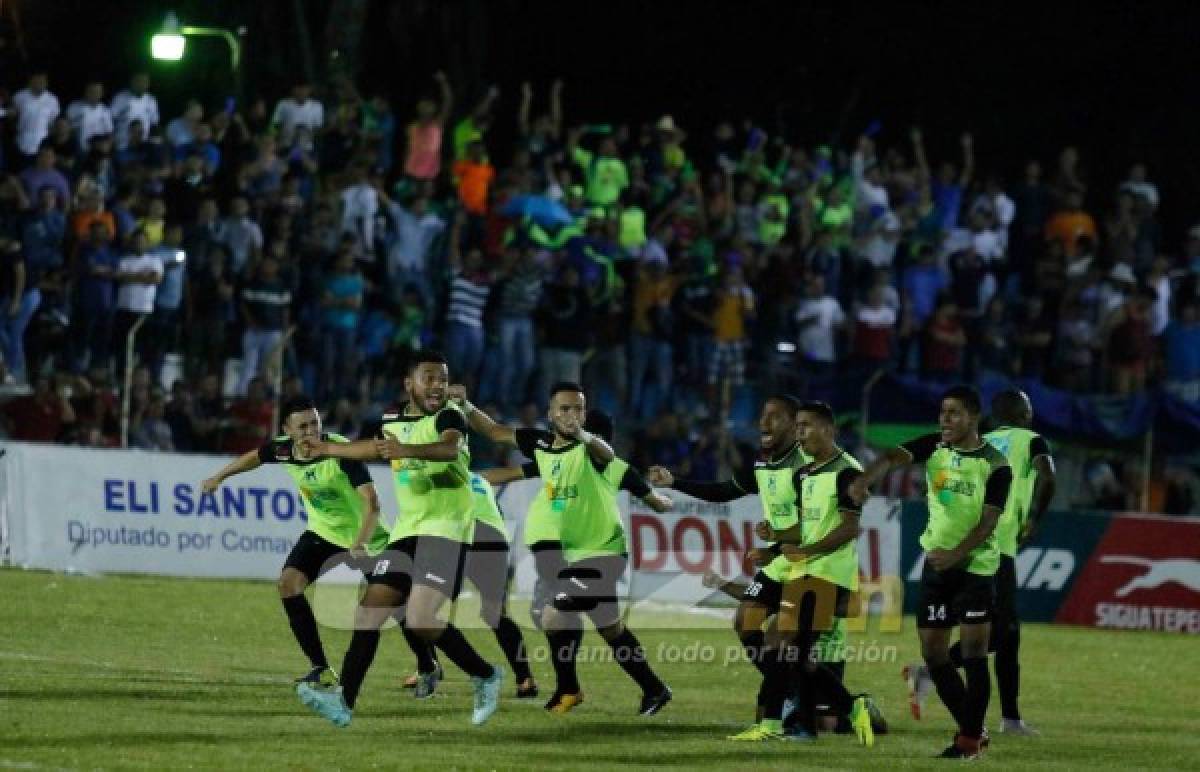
180, 24, 245, 101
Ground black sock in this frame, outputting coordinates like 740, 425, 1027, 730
962, 656, 991, 739
741, 631, 768, 677
756, 647, 793, 721
433, 624, 494, 679
948, 640, 964, 668
339, 629, 381, 708
493, 615, 533, 683
399, 618, 438, 673
605, 628, 664, 695
281, 594, 327, 669
928, 661, 969, 731
545, 628, 583, 693
995, 626, 1021, 720
786, 663, 817, 732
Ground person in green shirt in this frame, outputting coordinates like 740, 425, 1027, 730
567, 127, 629, 209
400, 471, 540, 700
849, 385, 1012, 760
201, 396, 389, 686
910, 389, 1054, 736
459, 384, 674, 717
649, 398, 873, 745
293, 351, 504, 728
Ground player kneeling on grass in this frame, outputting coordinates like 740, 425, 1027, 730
649, 397, 874, 745
702, 572, 888, 737
291, 351, 504, 728
201, 396, 391, 688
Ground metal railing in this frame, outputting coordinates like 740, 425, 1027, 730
119, 315, 148, 448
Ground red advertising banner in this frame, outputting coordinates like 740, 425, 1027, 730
1056, 515, 1200, 634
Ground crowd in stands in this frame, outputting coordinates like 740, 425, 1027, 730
1, 67, 1198, 506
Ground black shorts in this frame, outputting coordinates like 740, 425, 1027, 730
283, 530, 365, 582
559, 554, 628, 628
740, 571, 851, 633
916, 561, 996, 629
366, 535, 469, 600
465, 522, 512, 607
813, 660, 847, 717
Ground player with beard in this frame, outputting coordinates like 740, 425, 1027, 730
293, 351, 504, 728
458, 384, 675, 716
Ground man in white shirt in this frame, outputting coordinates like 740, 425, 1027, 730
384, 194, 444, 306
114, 229, 164, 375
271, 82, 325, 147
66, 81, 114, 152
11, 71, 61, 162
338, 164, 378, 259
794, 274, 846, 367
111, 73, 161, 149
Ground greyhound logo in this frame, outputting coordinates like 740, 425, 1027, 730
1100, 556, 1200, 597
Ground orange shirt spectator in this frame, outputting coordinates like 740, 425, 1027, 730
632, 261, 679, 337
1044, 191, 1097, 257
71, 208, 115, 243
453, 143, 495, 215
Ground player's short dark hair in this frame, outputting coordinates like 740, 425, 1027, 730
797, 400, 836, 425
765, 393, 803, 416
990, 388, 1028, 422
406, 349, 447, 374
548, 381, 584, 400
281, 396, 318, 422
584, 409, 614, 443
942, 385, 982, 416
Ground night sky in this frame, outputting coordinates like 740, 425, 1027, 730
7, 0, 1198, 243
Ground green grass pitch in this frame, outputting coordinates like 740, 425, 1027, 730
1, 568, 1196, 770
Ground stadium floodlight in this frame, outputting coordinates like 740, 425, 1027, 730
151, 11, 241, 70
150, 12, 187, 61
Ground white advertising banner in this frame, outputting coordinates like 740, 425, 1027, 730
1, 443, 900, 606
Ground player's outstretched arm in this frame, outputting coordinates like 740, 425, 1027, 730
480, 466, 527, 486
849, 445, 915, 504
307, 438, 383, 461
377, 429, 465, 463
201, 450, 262, 494
645, 465, 747, 503
1021, 454, 1057, 546
702, 570, 748, 600
620, 465, 673, 512
451, 385, 518, 446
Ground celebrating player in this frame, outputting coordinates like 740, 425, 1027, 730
294, 351, 504, 728
200, 396, 391, 687
849, 385, 1012, 759
905, 388, 1055, 735
400, 471, 540, 699
459, 384, 675, 716
648, 397, 874, 744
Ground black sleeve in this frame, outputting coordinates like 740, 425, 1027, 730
434, 408, 468, 434
257, 439, 287, 464
900, 433, 940, 463
672, 478, 746, 503
984, 465, 1014, 510
731, 462, 759, 494
836, 468, 863, 513
1030, 435, 1051, 459
515, 428, 551, 459
521, 461, 540, 479
339, 458, 372, 488
620, 467, 653, 499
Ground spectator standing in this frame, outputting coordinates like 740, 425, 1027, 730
493, 247, 544, 414
66, 81, 114, 153
216, 196, 263, 276
1045, 189, 1098, 258
238, 252, 292, 393
147, 224, 188, 380
851, 284, 897, 373
443, 216, 492, 394
707, 264, 755, 410
19, 146, 71, 209
113, 229, 163, 377
11, 71, 61, 164
794, 274, 845, 381
628, 257, 678, 417
318, 246, 363, 400
403, 72, 453, 187
1163, 301, 1200, 403
221, 376, 273, 453
111, 73, 160, 149
382, 193, 443, 307
922, 296, 966, 380
0, 374, 75, 441
271, 82, 325, 147
72, 220, 120, 372
538, 265, 592, 394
